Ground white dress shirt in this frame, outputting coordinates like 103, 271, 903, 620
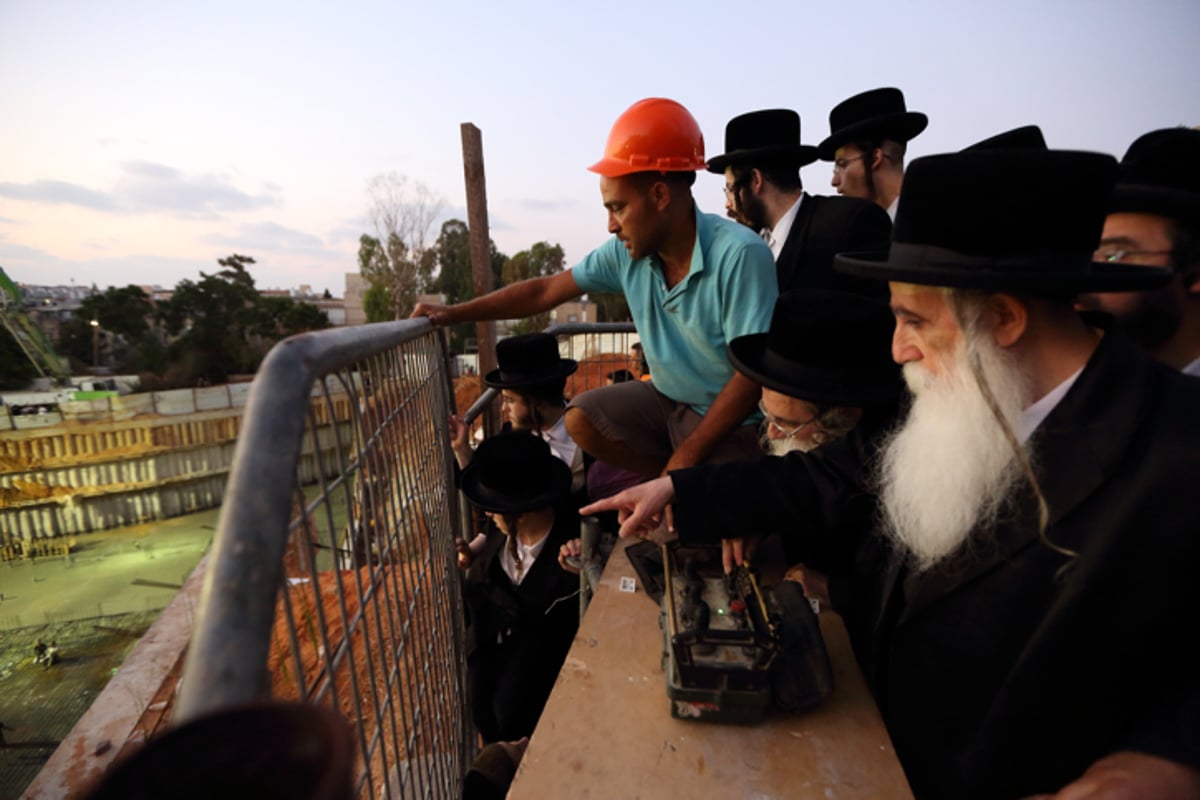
764, 194, 804, 260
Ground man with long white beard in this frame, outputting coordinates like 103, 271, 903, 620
583, 150, 1200, 800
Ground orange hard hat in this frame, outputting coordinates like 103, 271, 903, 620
588, 98, 707, 177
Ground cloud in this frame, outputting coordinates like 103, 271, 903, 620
204, 221, 328, 254
116, 161, 278, 218
0, 179, 121, 211
0, 162, 279, 219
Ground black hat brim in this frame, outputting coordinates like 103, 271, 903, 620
460, 456, 572, 514
729, 333, 900, 407
817, 112, 929, 161
1109, 184, 1200, 224
834, 247, 1174, 294
483, 359, 577, 389
706, 144, 820, 174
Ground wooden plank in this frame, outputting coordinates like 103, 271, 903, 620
509, 537, 914, 799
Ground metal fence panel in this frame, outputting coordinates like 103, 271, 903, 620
178, 320, 471, 800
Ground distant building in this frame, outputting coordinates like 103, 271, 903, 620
550, 300, 597, 326
344, 273, 367, 326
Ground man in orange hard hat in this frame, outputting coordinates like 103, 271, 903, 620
413, 98, 779, 475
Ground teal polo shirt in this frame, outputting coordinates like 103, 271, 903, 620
571, 206, 778, 416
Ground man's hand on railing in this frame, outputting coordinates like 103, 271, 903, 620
411, 301, 454, 326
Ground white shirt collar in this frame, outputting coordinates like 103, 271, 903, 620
1018, 366, 1084, 443
765, 194, 804, 259
1182, 354, 1200, 377
499, 532, 549, 585
886, 195, 899, 221
541, 416, 584, 490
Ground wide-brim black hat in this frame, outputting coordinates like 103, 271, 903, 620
706, 109, 819, 173
835, 149, 1173, 293
962, 125, 1046, 152
817, 88, 928, 161
729, 290, 900, 407
484, 333, 577, 389
1108, 127, 1200, 223
460, 432, 572, 514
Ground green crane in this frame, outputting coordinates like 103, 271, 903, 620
0, 266, 73, 385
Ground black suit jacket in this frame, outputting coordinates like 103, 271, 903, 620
671, 329, 1200, 799
774, 193, 891, 295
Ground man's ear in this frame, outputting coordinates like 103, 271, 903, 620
649, 178, 671, 211
870, 147, 886, 171
750, 168, 764, 194
987, 293, 1028, 348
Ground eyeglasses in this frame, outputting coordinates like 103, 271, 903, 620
832, 154, 866, 174
722, 179, 745, 197
757, 400, 816, 439
1095, 248, 1173, 264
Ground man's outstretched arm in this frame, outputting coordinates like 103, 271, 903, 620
411, 270, 582, 325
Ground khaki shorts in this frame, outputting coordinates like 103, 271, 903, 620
568, 380, 761, 466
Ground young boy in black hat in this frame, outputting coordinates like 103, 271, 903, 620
450, 333, 583, 492
457, 433, 580, 745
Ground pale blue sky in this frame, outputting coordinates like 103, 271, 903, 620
1, 0, 1197, 295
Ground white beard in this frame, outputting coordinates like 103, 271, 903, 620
765, 435, 814, 456
877, 333, 1032, 570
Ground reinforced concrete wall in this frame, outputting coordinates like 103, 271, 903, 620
0, 384, 354, 548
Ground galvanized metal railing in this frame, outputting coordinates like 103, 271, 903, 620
175, 319, 638, 799
177, 319, 470, 800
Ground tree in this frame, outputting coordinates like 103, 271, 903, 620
502, 242, 565, 333
360, 173, 444, 319
591, 292, 632, 322
159, 255, 262, 383
78, 285, 153, 340
362, 284, 392, 323
424, 219, 507, 353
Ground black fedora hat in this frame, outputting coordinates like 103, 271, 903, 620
835, 150, 1174, 293
706, 109, 820, 173
460, 433, 572, 514
484, 333, 577, 389
1109, 127, 1200, 223
729, 290, 900, 407
817, 88, 928, 161
962, 125, 1046, 152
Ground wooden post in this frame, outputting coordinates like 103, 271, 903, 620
461, 123, 501, 437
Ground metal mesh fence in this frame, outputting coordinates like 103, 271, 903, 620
176, 320, 639, 799
177, 320, 471, 799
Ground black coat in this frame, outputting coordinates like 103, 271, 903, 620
463, 514, 580, 742
671, 329, 1200, 799
774, 193, 891, 295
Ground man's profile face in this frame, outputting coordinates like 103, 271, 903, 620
500, 389, 532, 429
722, 167, 766, 230
889, 283, 963, 379
601, 174, 663, 261
831, 144, 871, 200
1076, 212, 1185, 348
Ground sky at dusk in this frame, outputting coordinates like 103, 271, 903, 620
2, 0, 1197, 297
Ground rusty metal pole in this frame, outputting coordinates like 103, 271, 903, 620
461, 122, 501, 438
